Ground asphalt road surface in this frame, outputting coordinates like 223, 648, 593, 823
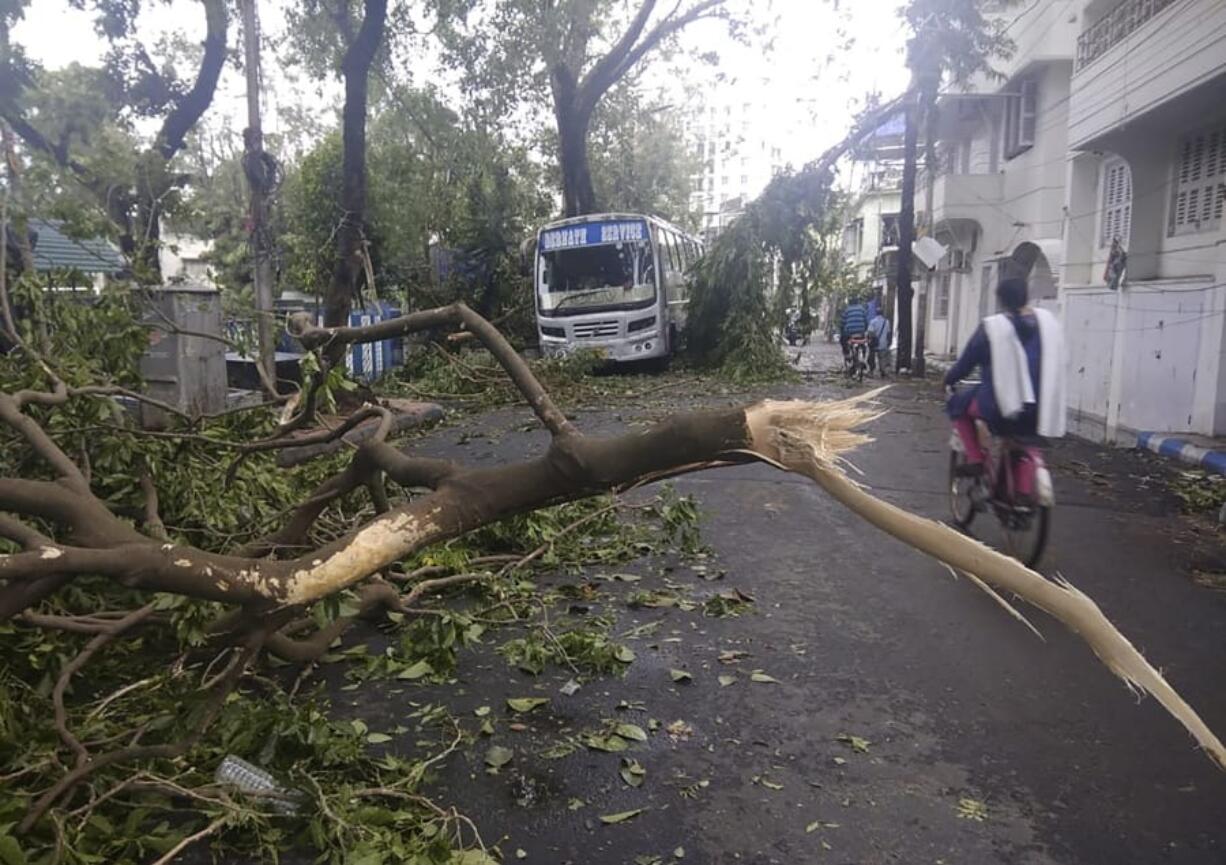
327, 343, 1226, 865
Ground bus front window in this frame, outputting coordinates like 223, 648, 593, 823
539, 241, 656, 313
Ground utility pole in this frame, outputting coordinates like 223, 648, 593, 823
241, 0, 277, 392
894, 90, 920, 372
913, 127, 937, 377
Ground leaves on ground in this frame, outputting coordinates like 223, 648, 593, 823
506, 697, 549, 713
835, 733, 870, 753
600, 808, 646, 825
718, 674, 738, 687
620, 757, 647, 787
484, 745, 514, 769
616, 722, 649, 742
956, 797, 989, 821
670, 668, 693, 683
749, 670, 780, 684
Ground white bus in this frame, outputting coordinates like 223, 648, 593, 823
534, 212, 702, 364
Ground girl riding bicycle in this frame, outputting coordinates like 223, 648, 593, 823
943, 277, 1066, 476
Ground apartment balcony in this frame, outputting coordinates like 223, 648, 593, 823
1076, 0, 1177, 71
930, 172, 1004, 225
1068, 0, 1225, 148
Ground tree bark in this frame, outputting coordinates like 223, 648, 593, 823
555, 97, 597, 218
324, 0, 388, 329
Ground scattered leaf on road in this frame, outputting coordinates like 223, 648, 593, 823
484, 745, 513, 769
620, 757, 647, 787
615, 646, 637, 663
583, 733, 630, 753
474, 705, 491, 717
957, 798, 988, 821
507, 697, 549, 713
835, 733, 870, 753
365, 732, 392, 744
670, 669, 693, 683
396, 659, 432, 680
750, 670, 780, 684
559, 679, 581, 696
600, 808, 646, 825
718, 674, 738, 687
616, 722, 648, 742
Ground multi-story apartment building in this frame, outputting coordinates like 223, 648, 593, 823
841, 115, 906, 291
903, 0, 1226, 441
689, 79, 793, 238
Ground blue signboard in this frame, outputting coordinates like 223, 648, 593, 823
539, 219, 648, 251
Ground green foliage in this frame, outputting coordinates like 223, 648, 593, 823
585, 79, 699, 227
688, 164, 845, 380
499, 615, 630, 676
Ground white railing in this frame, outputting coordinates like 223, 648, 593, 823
1076, 0, 1178, 71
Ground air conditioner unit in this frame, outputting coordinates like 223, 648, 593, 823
949, 249, 971, 272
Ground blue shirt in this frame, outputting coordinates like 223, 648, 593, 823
841, 304, 869, 338
867, 314, 891, 350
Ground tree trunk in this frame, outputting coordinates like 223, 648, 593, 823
1, 123, 35, 275
324, 0, 388, 330
556, 104, 597, 218
894, 91, 920, 372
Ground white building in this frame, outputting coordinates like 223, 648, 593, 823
160, 232, 215, 287
842, 116, 906, 291
688, 79, 796, 237
917, 0, 1226, 441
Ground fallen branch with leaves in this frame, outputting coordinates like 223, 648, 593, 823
0, 299, 1222, 860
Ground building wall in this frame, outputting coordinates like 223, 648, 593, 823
1058, 0, 1226, 438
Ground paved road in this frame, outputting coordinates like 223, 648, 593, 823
336, 347, 1226, 864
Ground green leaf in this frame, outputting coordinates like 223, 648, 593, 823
614, 645, 636, 663
619, 757, 646, 787
474, 705, 492, 717
669, 668, 692, 683
599, 808, 646, 824
366, 732, 393, 744
750, 670, 780, 684
484, 745, 514, 769
583, 733, 630, 753
835, 733, 870, 753
507, 697, 549, 713
0, 835, 25, 865
718, 674, 737, 687
615, 723, 648, 742
396, 659, 433, 680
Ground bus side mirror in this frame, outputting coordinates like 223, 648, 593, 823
519, 237, 535, 277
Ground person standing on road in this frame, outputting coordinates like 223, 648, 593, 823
867, 308, 891, 376
943, 277, 1066, 472
839, 295, 869, 362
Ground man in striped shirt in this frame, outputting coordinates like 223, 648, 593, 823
839, 296, 870, 363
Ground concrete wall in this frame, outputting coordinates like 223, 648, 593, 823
1068, 0, 1226, 148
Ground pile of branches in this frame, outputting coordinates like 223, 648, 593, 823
1, 273, 1223, 861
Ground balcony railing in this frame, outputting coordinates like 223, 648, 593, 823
1076, 0, 1177, 71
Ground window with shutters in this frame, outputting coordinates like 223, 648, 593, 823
933, 271, 952, 320
1170, 124, 1226, 236
1003, 78, 1038, 159
1099, 157, 1132, 247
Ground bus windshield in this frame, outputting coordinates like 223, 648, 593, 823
538, 240, 656, 314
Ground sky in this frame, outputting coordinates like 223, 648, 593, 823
11, 0, 912, 180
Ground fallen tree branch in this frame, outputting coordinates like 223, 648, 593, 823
743, 394, 1226, 770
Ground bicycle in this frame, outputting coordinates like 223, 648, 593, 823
844, 335, 868, 383
948, 389, 1054, 568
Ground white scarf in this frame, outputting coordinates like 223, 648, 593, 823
983, 308, 1065, 438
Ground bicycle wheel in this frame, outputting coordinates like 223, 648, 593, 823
1002, 504, 1050, 568
949, 451, 977, 529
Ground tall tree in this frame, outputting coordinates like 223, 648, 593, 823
0, 0, 228, 282
894, 0, 1012, 371
445, 0, 730, 217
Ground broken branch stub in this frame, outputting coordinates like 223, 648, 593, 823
744, 394, 1226, 771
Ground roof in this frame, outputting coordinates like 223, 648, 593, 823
27, 219, 126, 274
